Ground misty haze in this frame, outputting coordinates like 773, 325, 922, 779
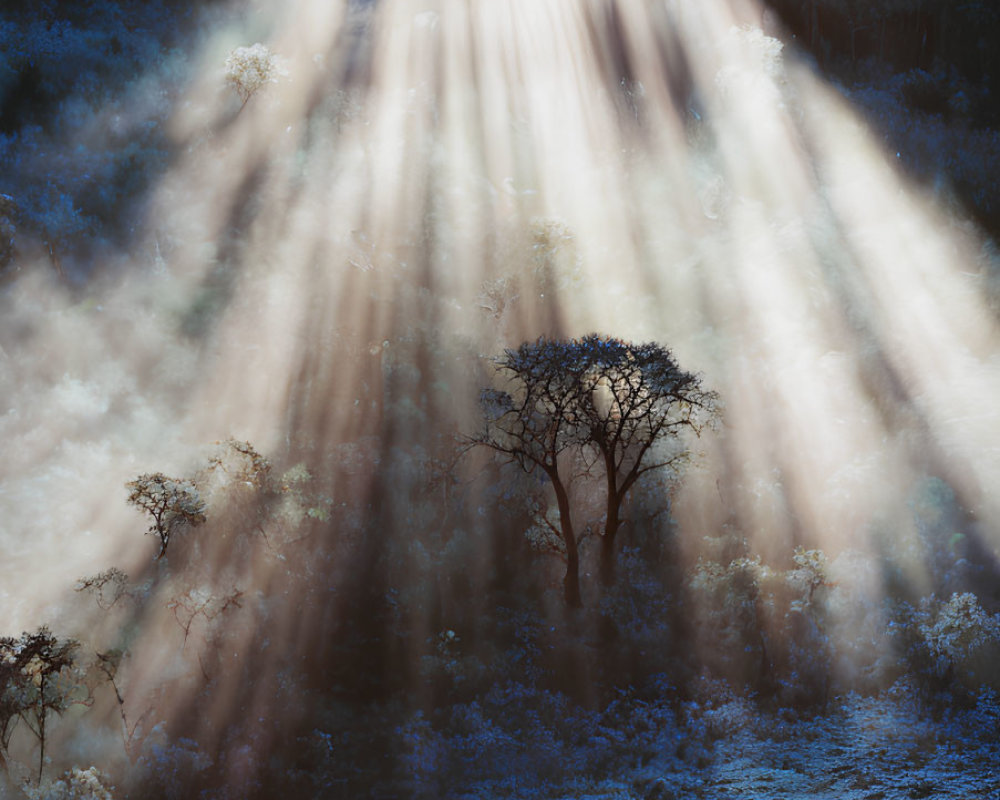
0, 1, 999, 798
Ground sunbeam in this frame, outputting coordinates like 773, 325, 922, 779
1, 0, 999, 796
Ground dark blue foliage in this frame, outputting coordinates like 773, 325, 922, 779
0, 1, 205, 264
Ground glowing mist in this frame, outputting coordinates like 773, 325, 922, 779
1, 0, 999, 793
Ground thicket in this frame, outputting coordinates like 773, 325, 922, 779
0, 398, 997, 798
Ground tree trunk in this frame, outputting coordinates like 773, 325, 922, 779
600, 444, 622, 587
37, 677, 45, 784
551, 474, 582, 608
600, 514, 620, 587
563, 549, 582, 609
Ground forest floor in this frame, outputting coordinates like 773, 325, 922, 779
545, 690, 1000, 800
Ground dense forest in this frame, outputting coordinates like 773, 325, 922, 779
0, 1, 999, 798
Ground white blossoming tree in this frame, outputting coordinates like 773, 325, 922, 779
224, 43, 284, 108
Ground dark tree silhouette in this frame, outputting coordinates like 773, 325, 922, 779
472, 334, 716, 606
0, 628, 82, 783
473, 338, 593, 607
574, 335, 716, 585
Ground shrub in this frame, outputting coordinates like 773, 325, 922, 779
224, 43, 284, 107
890, 592, 1000, 696
686, 555, 770, 686
24, 766, 114, 800
920, 592, 1000, 690
393, 680, 679, 797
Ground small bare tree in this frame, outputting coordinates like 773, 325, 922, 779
224, 43, 284, 109
0, 629, 83, 783
206, 439, 271, 488
125, 473, 207, 560
75, 567, 133, 610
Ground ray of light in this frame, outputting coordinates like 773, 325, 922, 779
0, 0, 998, 789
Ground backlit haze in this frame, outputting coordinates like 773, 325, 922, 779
1, 0, 998, 787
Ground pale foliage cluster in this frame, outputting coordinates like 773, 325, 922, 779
524, 521, 566, 555
788, 547, 828, 613
524, 501, 566, 555
207, 439, 271, 489
24, 767, 113, 800
699, 694, 759, 738
714, 25, 785, 101
224, 43, 284, 106
921, 592, 1000, 671
732, 25, 785, 80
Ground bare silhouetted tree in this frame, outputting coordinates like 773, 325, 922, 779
472, 335, 716, 606
574, 335, 716, 585
0, 628, 82, 783
473, 338, 593, 607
